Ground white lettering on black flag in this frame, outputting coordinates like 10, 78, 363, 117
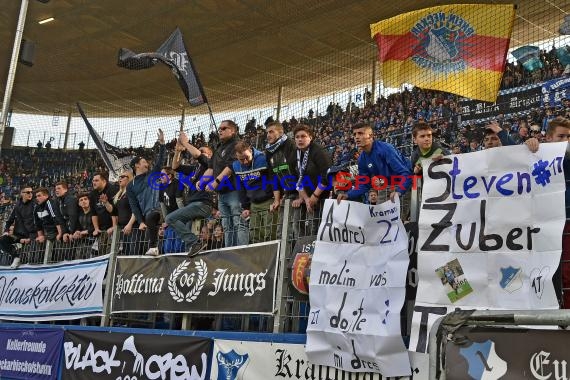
410, 143, 567, 356
0, 255, 108, 321
63, 330, 212, 380
112, 241, 278, 314
306, 199, 411, 377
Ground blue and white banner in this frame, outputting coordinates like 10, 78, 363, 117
0, 256, 109, 321
541, 76, 570, 107
0, 328, 64, 380
410, 143, 567, 360
210, 339, 426, 380
306, 199, 411, 377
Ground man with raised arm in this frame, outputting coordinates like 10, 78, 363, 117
127, 129, 166, 256
166, 131, 213, 255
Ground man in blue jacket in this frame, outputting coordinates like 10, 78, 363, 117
127, 129, 166, 256
337, 123, 412, 203
232, 141, 276, 243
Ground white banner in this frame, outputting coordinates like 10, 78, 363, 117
410, 143, 568, 353
0, 255, 109, 321
210, 339, 426, 380
306, 199, 411, 377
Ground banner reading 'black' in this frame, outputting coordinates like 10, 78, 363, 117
458, 84, 542, 125
62, 330, 211, 380
112, 241, 279, 314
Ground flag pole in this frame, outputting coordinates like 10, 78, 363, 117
206, 102, 218, 134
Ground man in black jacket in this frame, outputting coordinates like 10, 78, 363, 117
34, 187, 64, 243
90, 172, 118, 255
204, 120, 248, 247
55, 181, 78, 243
167, 131, 213, 255
1, 185, 37, 269
265, 121, 296, 212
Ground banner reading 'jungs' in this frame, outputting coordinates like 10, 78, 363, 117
0, 328, 64, 380
306, 199, 411, 377
62, 330, 212, 380
0, 256, 108, 321
409, 143, 567, 357
112, 241, 278, 314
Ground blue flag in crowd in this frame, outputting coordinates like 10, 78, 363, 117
117, 27, 207, 106
556, 47, 570, 67
511, 46, 543, 72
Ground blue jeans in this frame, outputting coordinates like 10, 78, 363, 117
218, 191, 249, 247
165, 201, 212, 246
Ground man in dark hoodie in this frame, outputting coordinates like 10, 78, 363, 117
34, 187, 65, 244
410, 121, 449, 175
1, 185, 37, 269
55, 181, 78, 243
127, 128, 166, 256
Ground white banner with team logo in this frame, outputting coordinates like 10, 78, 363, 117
410, 143, 568, 355
0, 255, 108, 321
305, 199, 411, 377
210, 339, 427, 380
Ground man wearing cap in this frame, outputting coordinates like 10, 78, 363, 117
127, 129, 166, 256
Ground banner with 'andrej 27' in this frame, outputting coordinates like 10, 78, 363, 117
306, 199, 411, 377
0, 328, 64, 380
0, 255, 108, 321
409, 142, 567, 355
112, 241, 278, 314
62, 330, 212, 380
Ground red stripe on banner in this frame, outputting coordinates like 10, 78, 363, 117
375, 33, 510, 72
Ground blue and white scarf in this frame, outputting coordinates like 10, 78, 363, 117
266, 134, 288, 154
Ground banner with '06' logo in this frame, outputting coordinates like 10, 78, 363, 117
111, 241, 279, 314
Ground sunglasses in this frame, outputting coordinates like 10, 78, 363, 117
21, 191, 32, 194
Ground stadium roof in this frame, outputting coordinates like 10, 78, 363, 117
0, 0, 567, 117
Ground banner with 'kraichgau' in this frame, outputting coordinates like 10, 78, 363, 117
306, 199, 410, 377
211, 339, 426, 380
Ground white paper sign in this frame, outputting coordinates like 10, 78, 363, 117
410, 143, 567, 353
0, 255, 109, 321
211, 339, 426, 380
306, 199, 411, 377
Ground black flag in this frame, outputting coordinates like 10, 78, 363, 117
77, 103, 133, 182
117, 27, 207, 106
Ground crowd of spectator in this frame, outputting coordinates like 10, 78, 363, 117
1, 47, 570, 269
